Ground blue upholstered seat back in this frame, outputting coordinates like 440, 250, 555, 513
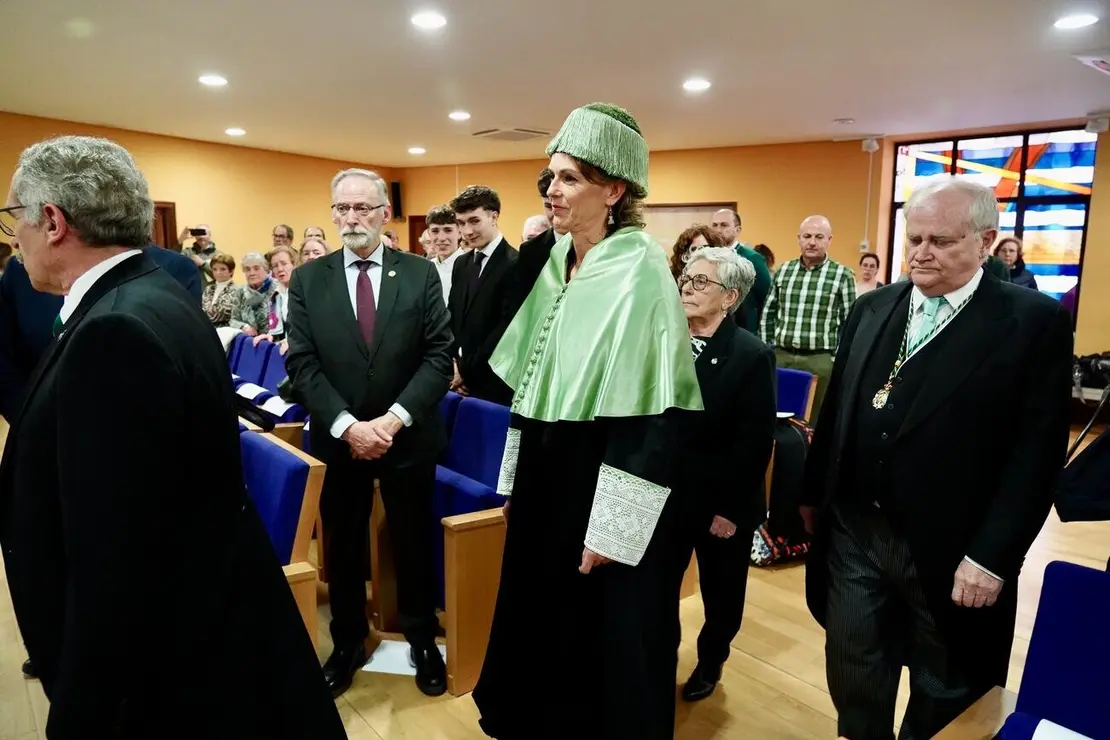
236, 339, 273, 386
260, 344, 288, 394
239, 433, 309, 566
227, 333, 250, 374
440, 391, 464, 438
1015, 560, 1110, 739
776, 367, 814, 419
441, 397, 509, 488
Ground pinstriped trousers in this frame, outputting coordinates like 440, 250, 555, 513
825, 501, 978, 740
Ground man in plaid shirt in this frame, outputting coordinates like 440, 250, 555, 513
759, 215, 855, 423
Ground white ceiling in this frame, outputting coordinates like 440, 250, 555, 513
2, 0, 1110, 167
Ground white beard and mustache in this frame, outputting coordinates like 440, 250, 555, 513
341, 226, 380, 251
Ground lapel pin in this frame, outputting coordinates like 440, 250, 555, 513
388, 270, 396, 277
711, 358, 718, 364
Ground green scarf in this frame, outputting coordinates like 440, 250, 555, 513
490, 227, 703, 422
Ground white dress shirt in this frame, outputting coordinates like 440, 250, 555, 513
902, 267, 1001, 582
473, 234, 503, 276
329, 245, 413, 439
59, 250, 143, 327
434, 248, 464, 305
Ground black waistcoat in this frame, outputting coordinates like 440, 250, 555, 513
841, 291, 957, 508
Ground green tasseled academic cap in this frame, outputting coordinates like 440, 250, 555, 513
545, 103, 649, 197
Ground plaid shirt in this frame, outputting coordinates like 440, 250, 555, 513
760, 256, 855, 351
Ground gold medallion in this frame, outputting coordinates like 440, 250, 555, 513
872, 383, 891, 409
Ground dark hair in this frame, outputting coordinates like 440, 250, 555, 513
753, 243, 774, 268
723, 209, 741, 228
572, 158, 645, 238
670, 224, 725, 279
426, 204, 456, 226
859, 252, 880, 268
451, 185, 501, 215
210, 252, 236, 273
538, 168, 554, 198
273, 224, 293, 239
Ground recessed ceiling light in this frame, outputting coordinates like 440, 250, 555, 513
449, 110, 471, 121
683, 77, 711, 92
225, 127, 246, 137
833, 117, 855, 124
411, 11, 446, 29
1055, 13, 1099, 29
199, 74, 228, 87
408, 146, 427, 155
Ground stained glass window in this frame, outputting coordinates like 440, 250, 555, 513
889, 127, 1097, 319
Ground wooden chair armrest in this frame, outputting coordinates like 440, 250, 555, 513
283, 561, 319, 650
237, 416, 261, 432
442, 507, 506, 531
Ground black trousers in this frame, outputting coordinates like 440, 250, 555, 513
825, 501, 981, 740
319, 457, 438, 650
676, 510, 752, 668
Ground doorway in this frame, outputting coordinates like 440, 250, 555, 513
407, 215, 428, 256
152, 201, 178, 250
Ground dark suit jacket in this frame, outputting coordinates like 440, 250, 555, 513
448, 239, 519, 404
0, 247, 201, 419
802, 273, 1073, 688
679, 320, 777, 531
0, 254, 344, 739
285, 247, 453, 467
504, 228, 557, 321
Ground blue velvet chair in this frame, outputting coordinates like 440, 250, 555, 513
1005, 560, 1110, 739
260, 343, 288, 394
227, 333, 250, 374
238, 431, 325, 647
235, 338, 273, 387
440, 391, 464, 440
776, 367, 817, 421
433, 397, 510, 608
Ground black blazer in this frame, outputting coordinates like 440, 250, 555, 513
504, 228, 557, 321
0, 255, 344, 739
285, 247, 453, 467
802, 274, 1073, 688
448, 239, 518, 403
678, 320, 776, 531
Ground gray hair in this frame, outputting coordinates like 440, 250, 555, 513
12, 136, 154, 248
904, 179, 999, 235
330, 168, 390, 205
685, 246, 756, 315
241, 252, 269, 268
522, 214, 550, 234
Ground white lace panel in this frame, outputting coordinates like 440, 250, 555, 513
496, 427, 521, 497
584, 464, 671, 566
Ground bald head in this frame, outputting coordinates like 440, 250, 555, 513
797, 215, 832, 266
522, 214, 551, 242
710, 209, 741, 246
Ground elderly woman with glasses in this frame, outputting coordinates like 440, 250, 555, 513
675, 246, 776, 702
473, 103, 702, 739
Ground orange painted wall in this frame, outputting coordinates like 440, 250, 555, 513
400, 141, 887, 272
0, 112, 395, 264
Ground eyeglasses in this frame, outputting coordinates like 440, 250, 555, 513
0, 205, 26, 238
332, 203, 385, 218
679, 273, 726, 292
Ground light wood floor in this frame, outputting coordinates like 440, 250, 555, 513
0, 418, 1106, 739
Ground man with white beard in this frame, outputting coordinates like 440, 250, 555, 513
285, 168, 454, 699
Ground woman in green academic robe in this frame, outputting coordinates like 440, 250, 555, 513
472, 104, 703, 740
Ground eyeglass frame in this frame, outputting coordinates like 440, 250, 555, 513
332, 203, 386, 218
678, 272, 727, 292
0, 205, 26, 238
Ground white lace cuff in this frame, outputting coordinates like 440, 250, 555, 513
584, 464, 670, 566
496, 427, 520, 497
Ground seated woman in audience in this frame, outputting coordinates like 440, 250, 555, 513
855, 251, 883, 295
675, 246, 776, 702
304, 225, 327, 242
994, 236, 1038, 289
669, 223, 723, 280
474, 103, 702, 740
299, 236, 329, 264
201, 252, 240, 327
253, 245, 296, 354
229, 252, 272, 337
754, 242, 775, 272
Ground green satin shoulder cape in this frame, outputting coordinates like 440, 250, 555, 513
490, 227, 703, 422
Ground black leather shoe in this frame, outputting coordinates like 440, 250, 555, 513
681, 662, 721, 702
21, 659, 36, 679
410, 645, 446, 697
322, 643, 367, 698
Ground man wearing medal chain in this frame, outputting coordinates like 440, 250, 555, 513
799, 179, 1072, 740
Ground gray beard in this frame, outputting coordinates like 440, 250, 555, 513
341, 231, 375, 251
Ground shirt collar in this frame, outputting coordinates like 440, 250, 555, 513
911, 266, 983, 312
59, 250, 143, 325
343, 244, 384, 269
476, 234, 503, 260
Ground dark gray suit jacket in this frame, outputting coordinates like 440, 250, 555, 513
285, 247, 453, 467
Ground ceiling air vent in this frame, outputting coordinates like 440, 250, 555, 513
471, 127, 551, 142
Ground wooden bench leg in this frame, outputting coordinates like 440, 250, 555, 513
284, 561, 319, 650
443, 508, 507, 696
369, 484, 400, 633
